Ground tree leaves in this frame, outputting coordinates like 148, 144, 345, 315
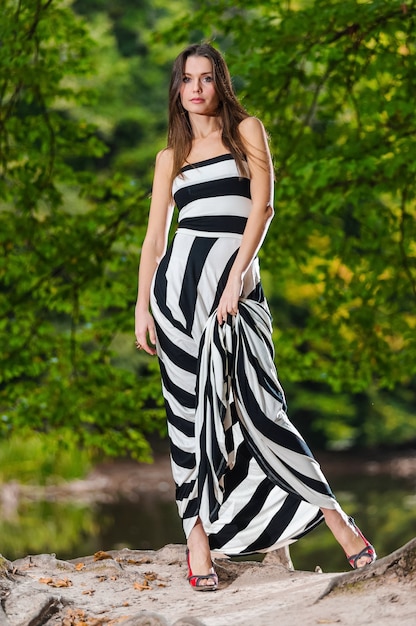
164, 0, 416, 396
1, 0, 415, 454
0, 0, 165, 459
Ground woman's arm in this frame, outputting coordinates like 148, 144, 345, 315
135, 149, 174, 354
216, 116, 274, 324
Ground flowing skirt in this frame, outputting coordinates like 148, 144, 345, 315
151, 227, 339, 555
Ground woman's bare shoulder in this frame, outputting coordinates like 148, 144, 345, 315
238, 116, 267, 138
238, 117, 270, 160
155, 147, 174, 170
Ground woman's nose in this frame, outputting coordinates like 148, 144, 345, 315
193, 80, 202, 92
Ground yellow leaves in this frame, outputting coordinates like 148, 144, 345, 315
403, 314, 416, 329
39, 577, 72, 588
377, 268, 393, 281
334, 262, 353, 285
382, 334, 405, 352
397, 45, 410, 56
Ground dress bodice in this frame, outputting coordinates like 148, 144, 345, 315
173, 154, 252, 235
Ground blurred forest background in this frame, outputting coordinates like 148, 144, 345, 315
0, 0, 415, 565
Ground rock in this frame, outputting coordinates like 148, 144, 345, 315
6, 589, 63, 626
262, 546, 294, 570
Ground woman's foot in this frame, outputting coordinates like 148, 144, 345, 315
186, 548, 218, 591
187, 518, 218, 590
322, 508, 377, 568
345, 517, 377, 569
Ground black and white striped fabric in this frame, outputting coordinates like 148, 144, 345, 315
151, 154, 339, 555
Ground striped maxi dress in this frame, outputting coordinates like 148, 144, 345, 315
150, 153, 340, 555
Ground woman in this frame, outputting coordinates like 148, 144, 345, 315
135, 43, 376, 591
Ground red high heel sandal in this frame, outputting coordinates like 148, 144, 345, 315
346, 517, 377, 569
186, 548, 218, 592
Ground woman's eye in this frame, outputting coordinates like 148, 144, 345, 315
182, 76, 191, 83
203, 76, 213, 83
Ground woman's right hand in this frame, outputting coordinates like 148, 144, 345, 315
135, 308, 157, 356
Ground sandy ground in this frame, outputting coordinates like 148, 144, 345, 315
2, 542, 414, 626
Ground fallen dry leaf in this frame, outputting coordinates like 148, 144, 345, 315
62, 608, 111, 626
54, 578, 73, 588
62, 608, 86, 626
81, 589, 96, 596
39, 577, 72, 588
75, 562, 85, 571
123, 557, 152, 565
133, 580, 152, 591
93, 550, 114, 561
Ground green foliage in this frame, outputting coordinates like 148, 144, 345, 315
0, 431, 91, 484
1, 0, 415, 456
0, 0, 167, 460
162, 0, 416, 447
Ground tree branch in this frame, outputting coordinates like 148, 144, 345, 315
25, 0, 55, 41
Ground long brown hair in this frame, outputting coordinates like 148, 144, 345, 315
168, 43, 250, 185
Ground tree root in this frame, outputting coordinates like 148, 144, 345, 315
317, 536, 416, 602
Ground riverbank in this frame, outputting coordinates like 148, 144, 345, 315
5, 447, 415, 507
1, 447, 416, 568
1, 539, 415, 626
1, 449, 415, 624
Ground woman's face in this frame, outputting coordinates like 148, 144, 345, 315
180, 55, 219, 116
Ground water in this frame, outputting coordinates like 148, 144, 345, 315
1, 463, 415, 573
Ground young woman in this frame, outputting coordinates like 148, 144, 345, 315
135, 43, 376, 591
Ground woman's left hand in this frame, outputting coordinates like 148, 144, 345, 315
216, 274, 243, 325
